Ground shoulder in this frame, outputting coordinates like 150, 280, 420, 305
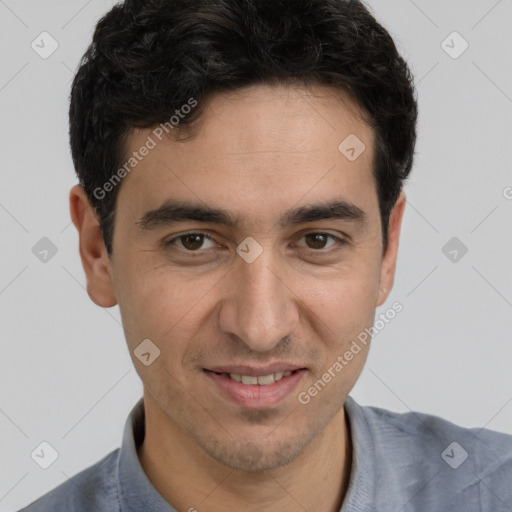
17, 449, 121, 512
346, 397, 512, 510
360, 400, 512, 465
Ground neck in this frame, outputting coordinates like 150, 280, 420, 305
137, 392, 352, 512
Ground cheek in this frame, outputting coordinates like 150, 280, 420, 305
301, 258, 380, 334
117, 267, 221, 359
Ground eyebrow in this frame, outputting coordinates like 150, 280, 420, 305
135, 198, 367, 231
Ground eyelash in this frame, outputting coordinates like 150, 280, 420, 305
164, 231, 346, 255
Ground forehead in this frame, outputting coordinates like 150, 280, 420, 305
116, 83, 377, 228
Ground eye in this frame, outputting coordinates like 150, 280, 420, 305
164, 230, 346, 255
165, 232, 218, 251
295, 232, 345, 251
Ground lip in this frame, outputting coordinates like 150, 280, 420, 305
204, 368, 307, 409
205, 363, 305, 377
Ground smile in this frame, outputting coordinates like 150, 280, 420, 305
203, 368, 307, 408
217, 370, 293, 385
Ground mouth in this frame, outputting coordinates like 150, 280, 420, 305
203, 366, 307, 408
206, 368, 297, 385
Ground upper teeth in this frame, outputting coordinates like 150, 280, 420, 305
229, 371, 292, 385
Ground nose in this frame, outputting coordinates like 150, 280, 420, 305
218, 249, 300, 353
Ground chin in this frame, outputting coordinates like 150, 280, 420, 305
205, 438, 305, 472
195, 419, 319, 472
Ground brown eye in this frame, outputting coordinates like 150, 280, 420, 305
180, 234, 205, 250
298, 232, 343, 251
304, 233, 330, 249
166, 232, 217, 251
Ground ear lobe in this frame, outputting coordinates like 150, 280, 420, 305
69, 184, 117, 308
376, 190, 406, 307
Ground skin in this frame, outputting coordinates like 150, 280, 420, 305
70, 83, 406, 512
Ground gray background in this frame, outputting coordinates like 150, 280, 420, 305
1, 0, 511, 510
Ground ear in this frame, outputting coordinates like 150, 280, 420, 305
69, 184, 117, 308
376, 190, 406, 307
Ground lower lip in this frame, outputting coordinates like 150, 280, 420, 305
204, 369, 306, 409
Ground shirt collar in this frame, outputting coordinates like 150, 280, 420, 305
340, 395, 376, 511
116, 397, 177, 512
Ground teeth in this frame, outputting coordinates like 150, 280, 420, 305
229, 371, 293, 385
257, 374, 275, 385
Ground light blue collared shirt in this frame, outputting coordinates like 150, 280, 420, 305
18, 395, 512, 511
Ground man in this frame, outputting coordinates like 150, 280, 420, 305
19, 0, 512, 510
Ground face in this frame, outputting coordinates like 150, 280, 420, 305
72, 83, 404, 472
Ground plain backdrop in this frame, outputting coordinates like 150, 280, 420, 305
1, 0, 511, 510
